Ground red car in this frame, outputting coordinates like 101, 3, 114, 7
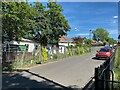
96, 48, 112, 60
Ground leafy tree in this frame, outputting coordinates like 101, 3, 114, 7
84, 39, 92, 46
47, 2, 71, 44
2, 2, 36, 42
73, 36, 86, 46
92, 28, 109, 41
2, 2, 70, 45
31, 2, 52, 46
107, 37, 117, 45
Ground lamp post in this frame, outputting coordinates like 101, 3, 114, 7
89, 30, 92, 52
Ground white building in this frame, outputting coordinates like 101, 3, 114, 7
58, 37, 76, 53
3, 38, 39, 52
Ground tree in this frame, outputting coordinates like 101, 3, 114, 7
2, 2, 36, 42
84, 39, 92, 46
47, 2, 71, 44
30, 2, 51, 46
73, 36, 86, 46
92, 28, 109, 41
107, 37, 117, 45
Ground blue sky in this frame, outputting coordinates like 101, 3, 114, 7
57, 2, 118, 40
30, 2, 118, 40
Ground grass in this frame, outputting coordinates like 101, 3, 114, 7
113, 46, 120, 88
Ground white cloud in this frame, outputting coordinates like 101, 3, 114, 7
113, 16, 118, 19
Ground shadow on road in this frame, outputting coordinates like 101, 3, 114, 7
2, 69, 74, 90
92, 57, 107, 61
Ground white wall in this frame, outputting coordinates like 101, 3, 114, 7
59, 46, 65, 53
19, 42, 35, 52
4, 41, 37, 52
59, 42, 75, 47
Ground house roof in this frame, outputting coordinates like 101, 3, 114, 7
59, 36, 74, 43
72, 37, 86, 43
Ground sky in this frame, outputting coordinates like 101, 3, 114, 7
29, 1, 118, 40
57, 2, 118, 40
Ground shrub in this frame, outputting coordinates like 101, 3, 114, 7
113, 46, 120, 88
68, 47, 72, 57
77, 46, 80, 55
53, 53, 58, 59
33, 59, 41, 64
41, 46, 48, 61
81, 47, 85, 54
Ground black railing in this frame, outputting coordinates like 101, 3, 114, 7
94, 48, 120, 90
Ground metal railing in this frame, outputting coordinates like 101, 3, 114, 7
94, 47, 120, 90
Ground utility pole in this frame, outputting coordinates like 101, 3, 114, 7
89, 30, 92, 52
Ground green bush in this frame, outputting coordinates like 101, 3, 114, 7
41, 46, 48, 61
113, 46, 120, 88
77, 46, 80, 55
33, 59, 41, 64
13, 60, 32, 68
114, 47, 120, 68
81, 47, 85, 54
68, 47, 72, 57
53, 53, 58, 59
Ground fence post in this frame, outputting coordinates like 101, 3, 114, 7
106, 59, 110, 90
95, 67, 99, 90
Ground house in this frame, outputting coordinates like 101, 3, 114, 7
72, 37, 86, 45
3, 38, 39, 52
58, 36, 76, 53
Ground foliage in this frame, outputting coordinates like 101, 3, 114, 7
92, 28, 109, 41
81, 47, 85, 54
31, 2, 51, 46
114, 46, 120, 69
114, 46, 120, 88
73, 36, 86, 46
41, 46, 48, 61
53, 53, 58, 59
107, 37, 117, 45
13, 60, 32, 68
68, 47, 72, 57
2, 2, 71, 46
77, 46, 80, 55
33, 59, 41, 64
2, 2, 36, 42
33, 54, 41, 64
47, 2, 71, 43
84, 39, 92, 46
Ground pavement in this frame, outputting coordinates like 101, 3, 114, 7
2, 46, 105, 89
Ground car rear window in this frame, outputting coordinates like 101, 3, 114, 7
99, 48, 109, 52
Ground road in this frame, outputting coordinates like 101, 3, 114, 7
3, 46, 105, 89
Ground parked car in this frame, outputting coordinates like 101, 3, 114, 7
96, 48, 112, 60
113, 44, 117, 49
104, 46, 114, 52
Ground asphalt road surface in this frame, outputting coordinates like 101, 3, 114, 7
3, 46, 105, 89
